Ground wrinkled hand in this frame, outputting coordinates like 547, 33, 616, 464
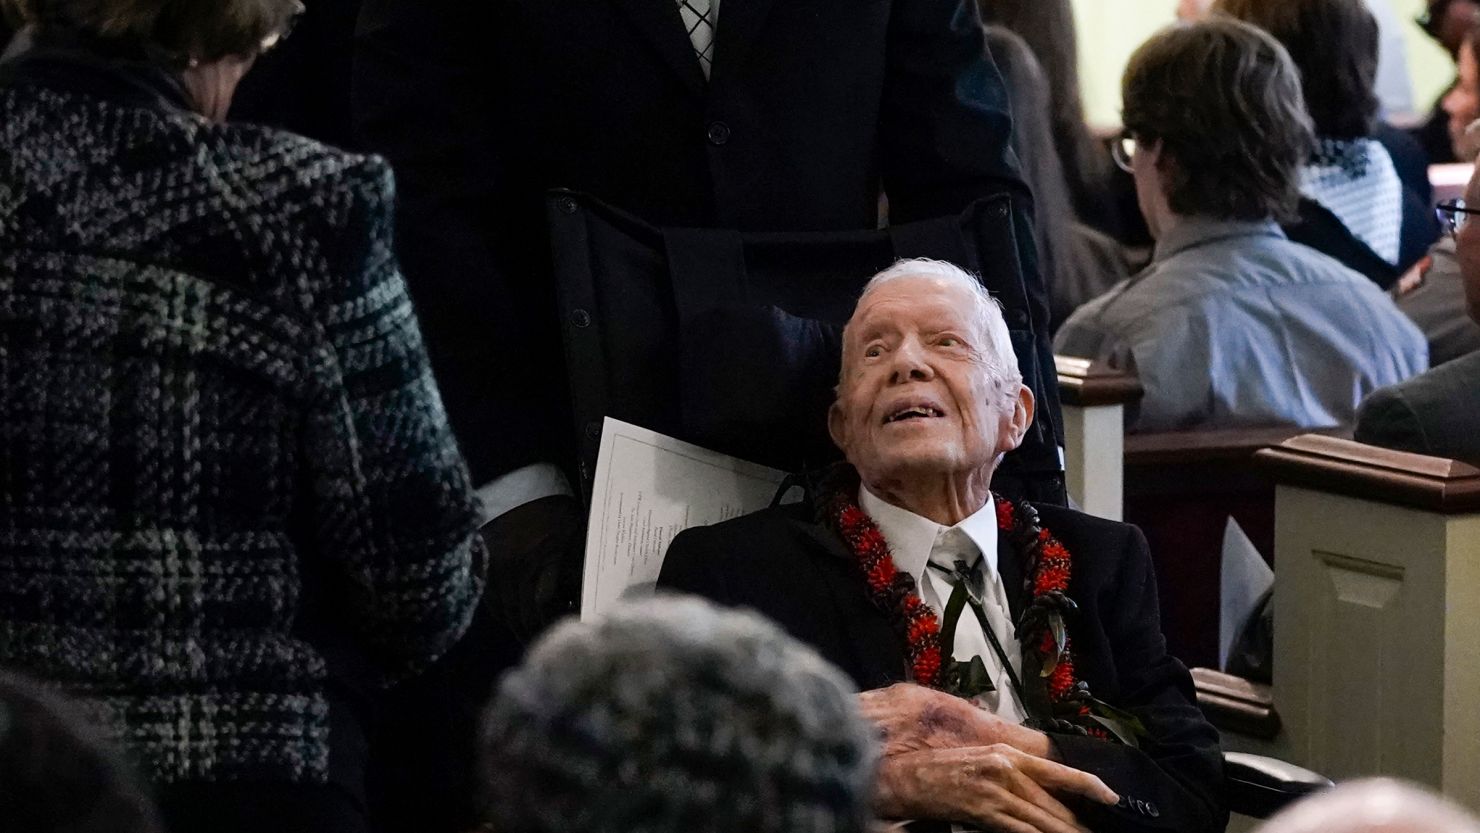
859, 683, 1026, 757
875, 746, 1118, 833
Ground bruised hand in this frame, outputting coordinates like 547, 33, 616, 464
874, 746, 1118, 833
859, 683, 1038, 758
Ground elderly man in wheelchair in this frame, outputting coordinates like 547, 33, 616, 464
659, 257, 1229, 833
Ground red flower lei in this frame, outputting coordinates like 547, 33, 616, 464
825, 475, 1110, 740
996, 499, 1098, 729
835, 502, 944, 686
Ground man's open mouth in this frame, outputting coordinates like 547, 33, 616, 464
883, 404, 945, 424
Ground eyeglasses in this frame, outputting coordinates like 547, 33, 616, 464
1111, 130, 1138, 174
260, 0, 306, 53
1436, 198, 1480, 235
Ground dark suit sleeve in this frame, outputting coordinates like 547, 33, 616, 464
659, 526, 737, 605
354, 0, 562, 483
306, 157, 489, 679
1051, 524, 1227, 833
878, 0, 1021, 223
1355, 385, 1431, 457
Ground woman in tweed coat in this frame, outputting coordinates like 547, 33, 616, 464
0, 1, 488, 830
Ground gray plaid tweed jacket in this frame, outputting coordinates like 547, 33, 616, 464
0, 54, 487, 784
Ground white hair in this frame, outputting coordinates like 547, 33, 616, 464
1255, 779, 1480, 833
851, 258, 1021, 388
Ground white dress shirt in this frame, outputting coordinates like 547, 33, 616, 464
859, 487, 1028, 723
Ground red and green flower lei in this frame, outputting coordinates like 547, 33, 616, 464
822, 469, 1123, 741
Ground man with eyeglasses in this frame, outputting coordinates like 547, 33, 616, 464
1057, 19, 1426, 433
1394, 109, 1480, 368
1356, 165, 1480, 464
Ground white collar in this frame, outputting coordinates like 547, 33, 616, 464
858, 486, 999, 585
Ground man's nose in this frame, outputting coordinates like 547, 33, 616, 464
888, 340, 934, 384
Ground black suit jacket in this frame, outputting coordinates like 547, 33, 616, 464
353, 0, 1036, 483
1355, 350, 1480, 465
659, 500, 1226, 833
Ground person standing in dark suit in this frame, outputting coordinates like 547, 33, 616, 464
352, 0, 1042, 641
1357, 166, 1480, 465
660, 259, 1225, 833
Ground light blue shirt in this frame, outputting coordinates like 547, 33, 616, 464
1054, 218, 1427, 432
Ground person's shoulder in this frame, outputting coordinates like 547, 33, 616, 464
208, 122, 394, 212
661, 501, 828, 593
1054, 275, 1148, 350
1269, 235, 1388, 288
1354, 379, 1423, 449
1027, 502, 1150, 587
1029, 502, 1138, 549
1357, 352, 1480, 454
670, 502, 817, 554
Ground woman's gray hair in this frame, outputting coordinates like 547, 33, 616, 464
480, 595, 878, 833
855, 257, 1022, 389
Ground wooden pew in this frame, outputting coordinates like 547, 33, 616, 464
1054, 354, 1347, 666
1123, 425, 1329, 668
1257, 436, 1480, 807
1054, 356, 1142, 521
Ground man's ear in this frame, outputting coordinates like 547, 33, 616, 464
1000, 384, 1035, 454
827, 401, 849, 454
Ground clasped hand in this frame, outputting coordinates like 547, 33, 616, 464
859, 684, 1118, 833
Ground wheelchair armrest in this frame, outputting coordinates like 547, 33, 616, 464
1225, 751, 1332, 818
1191, 667, 1281, 739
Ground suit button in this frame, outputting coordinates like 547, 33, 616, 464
1136, 800, 1150, 815
706, 120, 731, 145
1146, 802, 1160, 818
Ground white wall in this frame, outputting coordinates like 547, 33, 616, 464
1071, 0, 1455, 130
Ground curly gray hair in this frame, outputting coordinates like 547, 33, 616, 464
480, 596, 878, 833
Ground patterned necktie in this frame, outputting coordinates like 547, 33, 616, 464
929, 529, 1026, 707
676, 0, 719, 79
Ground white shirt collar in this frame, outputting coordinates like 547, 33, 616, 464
857, 486, 999, 585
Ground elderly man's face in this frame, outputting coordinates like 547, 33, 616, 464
828, 274, 1033, 486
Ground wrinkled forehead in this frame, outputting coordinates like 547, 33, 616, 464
844, 275, 985, 340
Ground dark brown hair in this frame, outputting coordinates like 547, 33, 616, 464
977, 0, 1110, 220
1122, 19, 1315, 222
13, 0, 298, 63
1214, 0, 1380, 139
983, 27, 1084, 325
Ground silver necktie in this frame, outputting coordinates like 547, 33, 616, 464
676, 0, 719, 79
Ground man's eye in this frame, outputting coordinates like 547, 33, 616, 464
939, 337, 960, 347
865, 346, 883, 358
